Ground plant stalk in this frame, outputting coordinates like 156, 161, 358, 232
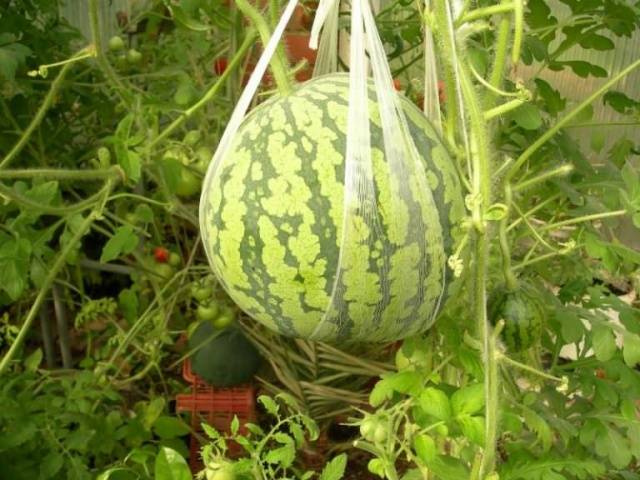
0, 61, 74, 169
235, 0, 292, 96
0, 182, 112, 375
88, 0, 131, 102
508, 58, 640, 181
484, 0, 511, 108
149, 30, 257, 148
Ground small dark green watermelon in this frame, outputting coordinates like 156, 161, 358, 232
189, 322, 261, 387
489, 285, 544, 351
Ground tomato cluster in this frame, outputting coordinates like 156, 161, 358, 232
190, 275, 236, 330
359, 414, 390, 445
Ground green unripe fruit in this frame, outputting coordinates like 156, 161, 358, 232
175, 168, 200, 197
168, 252, 181, 267
359, 418, 376, 440
373, 423, 388, 444
206, 468, 235, 480
126, 48, 142, 64
152, 263, 175, 281
197, 304, 219, 322
200, 73, 465, 343
183, 130, 201, 146
108, 36, 125, 52
192, 285, 213, 302
212, 314, 234, 329
489, 283, 544, 351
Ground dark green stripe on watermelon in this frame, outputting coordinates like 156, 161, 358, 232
201, 73, 464, 343
189, 322, 261, 387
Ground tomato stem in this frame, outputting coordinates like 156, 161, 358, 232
0, 181, 115, 375
235, 0, 292, 96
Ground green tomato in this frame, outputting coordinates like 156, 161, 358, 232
153, 263, 175, 280
126, 48, 142, 64
125, 212, 139, 225
359, 417, 376, 440
175, 168, 201, 197
196, 146, 213, 164
211, 314, 234, 329
373, 423, 388, 444
108, 36, 125, 52
183, 130, 201, 146
168, 252, 181, 267
207, 469, 235, 480
197, 304, 219, 322
192, 285, 213, 302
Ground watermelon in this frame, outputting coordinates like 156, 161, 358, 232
489, 285, 544, 351
200, 73, 464, 343
189, 322, 261, 387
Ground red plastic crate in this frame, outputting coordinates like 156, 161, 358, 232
176, 359, 255, 473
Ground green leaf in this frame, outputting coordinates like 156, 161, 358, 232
114, 114, 141, 183
386, 371, 423, 396
592, 324, 617, 362
369, 378, 394, 407
526, 0, 557, 29
590, 130, 605, 153
558, 308, 584, 343
419, 387, 451, 421
118, 288, 139, 323
160, 156, 184, 195
24, 348, 42, 372
289, 422, 305, 448
511, 103, 543, 130
230, 415, 239, 436
522, 407, 552, 451
579, 33, 615, 51
456, 415, 485, 446
558, 60, 607, 78
264, 443, 295, 467
153, 416, 191, 439
451, 383, 485, 416
168, 5, 211, 31
39, 452, 63, 479
319, 453, 347, 480
258, 395, 279, 416
594, 427, 632, 468
143, 397, 166, 430
0, 237, 31, 300
100, 226, 138, 263
500, 456, 605, 479
603, 91, 639, 114
623, 333, 640, 367
154, 447, 192, 480
427, 455, 469, 480
535, 78, 565, 116
0, 41, 31, 80
413, 434, 436, 463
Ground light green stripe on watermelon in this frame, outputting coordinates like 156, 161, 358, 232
201, 73, 464, 343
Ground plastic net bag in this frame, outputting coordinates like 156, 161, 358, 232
199, 0, 464, 344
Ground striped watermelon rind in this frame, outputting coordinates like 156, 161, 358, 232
200, 73, 465, 343
489, 284, 545, 351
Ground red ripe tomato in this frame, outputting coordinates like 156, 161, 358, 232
213, 58, 228, 76
153, 246, 170, 263
393, 78, 402, 91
